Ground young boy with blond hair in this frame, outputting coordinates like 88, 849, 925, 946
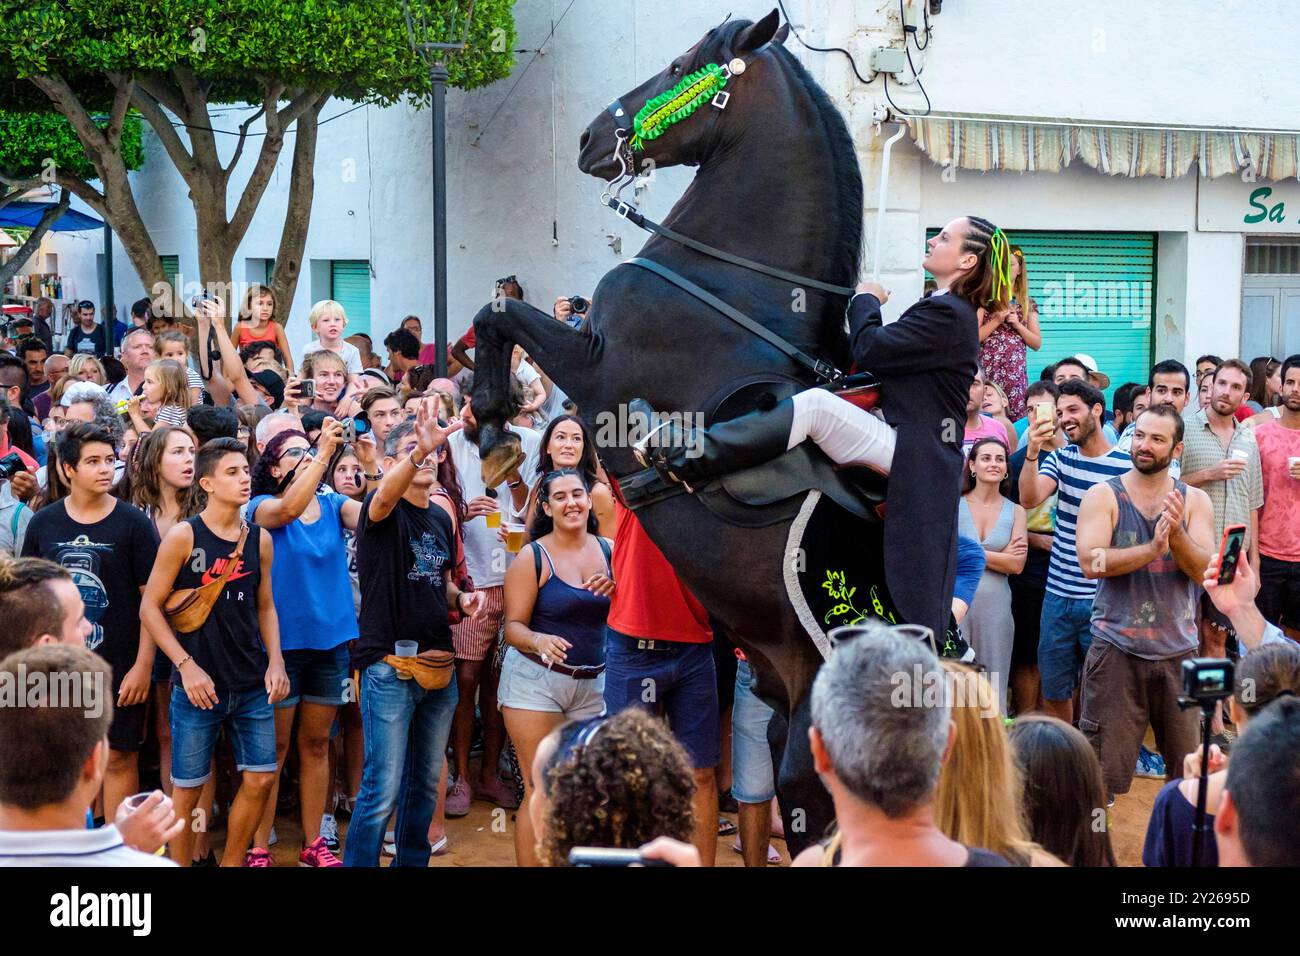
304, 300, 363, 375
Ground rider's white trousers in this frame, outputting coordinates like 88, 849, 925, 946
788, 388, 896, 474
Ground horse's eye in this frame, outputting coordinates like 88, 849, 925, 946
670, 63, 681, 76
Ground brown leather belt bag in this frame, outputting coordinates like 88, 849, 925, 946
164, 524, 249, 634
383, 650, 455, 690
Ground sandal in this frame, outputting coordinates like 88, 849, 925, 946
731, 836, 782, 864
717, 817, 738, 837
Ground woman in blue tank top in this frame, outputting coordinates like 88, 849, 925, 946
501, 468, 615, 866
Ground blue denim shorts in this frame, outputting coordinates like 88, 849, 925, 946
169, 685, 277, 787
278, 644, 351, 709
731, 659, 776, 804
602, 627, 720, 769
1038, 591, 1095, 701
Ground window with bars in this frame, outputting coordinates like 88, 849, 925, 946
1245, 241, 1300, 275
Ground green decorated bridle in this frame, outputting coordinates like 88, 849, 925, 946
629, 61, 732, 150
603, 39, 775, 201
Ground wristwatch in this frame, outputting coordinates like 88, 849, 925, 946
364, 468, 384, 481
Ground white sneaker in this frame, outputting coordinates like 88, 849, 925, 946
320, 813, 340, 852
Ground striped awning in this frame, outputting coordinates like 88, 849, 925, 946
907, 116, 1300, 180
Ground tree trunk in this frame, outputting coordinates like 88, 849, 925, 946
0, 188, 69, 288
270, 95, 328, 327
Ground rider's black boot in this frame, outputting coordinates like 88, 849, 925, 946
630, 397, 795, 490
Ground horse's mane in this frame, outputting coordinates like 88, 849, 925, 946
713, 18, 865, 290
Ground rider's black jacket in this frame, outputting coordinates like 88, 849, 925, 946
848, 289, 980, 641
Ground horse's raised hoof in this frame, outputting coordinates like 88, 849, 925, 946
481, 438, 525, 489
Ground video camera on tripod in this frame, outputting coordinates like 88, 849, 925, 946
1178, 656, 1234, 867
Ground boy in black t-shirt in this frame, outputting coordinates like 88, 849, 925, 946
140, 438, 289, 867
343, 401, 484, 867
22, 422, 158, 823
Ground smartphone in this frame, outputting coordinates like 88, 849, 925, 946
1216, 524, 1247, 585
1034, 401, 1053, 424
299, 379, 316, 399
566, 847, 672, 867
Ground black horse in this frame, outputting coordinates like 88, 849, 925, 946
471, 9, 865, 853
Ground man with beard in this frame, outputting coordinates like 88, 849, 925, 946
443, 394, 541, 814
1074, 405, 1213, 801
1020, 378, 1132, 723
1253, 354, 1300, 640
1180, 359, 1264, 699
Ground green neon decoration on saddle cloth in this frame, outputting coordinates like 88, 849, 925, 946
630, 62, 729, 151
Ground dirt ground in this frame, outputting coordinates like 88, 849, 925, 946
209, 760, 1160, 868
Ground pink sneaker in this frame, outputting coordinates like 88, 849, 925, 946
444, 776, 471, 817
244, 847, 271, 867
299, 836, 342, 867
474, 775, 520, 810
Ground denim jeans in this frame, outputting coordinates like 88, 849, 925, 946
731, 659, 776, 804
342, 660, 459, 868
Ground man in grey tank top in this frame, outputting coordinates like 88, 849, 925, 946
1074, 406, 1215, 801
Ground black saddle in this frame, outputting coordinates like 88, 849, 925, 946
695, 375, 887, 529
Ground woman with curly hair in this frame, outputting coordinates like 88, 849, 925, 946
531, 709, 696, 867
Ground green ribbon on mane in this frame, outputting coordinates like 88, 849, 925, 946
631, 62, 729, 151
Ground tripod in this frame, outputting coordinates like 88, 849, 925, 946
1178, 694, 1218, 868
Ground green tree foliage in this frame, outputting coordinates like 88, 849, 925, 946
0, 0, 516, 320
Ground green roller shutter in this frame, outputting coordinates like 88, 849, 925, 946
160, 255, 180, 289
926, 230, 1155, 402
330, 260, 371, 337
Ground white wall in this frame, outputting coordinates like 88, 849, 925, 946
29, 0, 1295, 369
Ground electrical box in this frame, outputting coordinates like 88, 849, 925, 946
871, 47, 907, 74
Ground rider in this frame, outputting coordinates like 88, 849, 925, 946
635, 216, 1012, 642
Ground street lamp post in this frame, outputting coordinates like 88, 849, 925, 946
423, 44, 462, 381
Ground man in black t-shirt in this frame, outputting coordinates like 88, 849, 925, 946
139, 437, 289, 867
22, 422, 158, 823
343, 402, 484, 868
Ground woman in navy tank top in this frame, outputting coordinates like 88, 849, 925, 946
500, 468, 615, 866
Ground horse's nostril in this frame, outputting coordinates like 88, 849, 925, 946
579, 129, 591, 150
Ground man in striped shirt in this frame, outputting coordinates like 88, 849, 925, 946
1019, 378, 1131, 723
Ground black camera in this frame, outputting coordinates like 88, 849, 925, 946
340, 412, 371, 444
1181, 657, 1234, 706
0, 451, 27, 481
299, 379, 316, 400
568, 295, 589, 315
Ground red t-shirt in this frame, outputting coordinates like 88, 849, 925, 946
607, 502, 712, 643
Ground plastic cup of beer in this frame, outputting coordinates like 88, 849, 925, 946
394, 640, 418, 658
505, 523, 527, 553
485, 507, 502, 529
123, 791, 169, 855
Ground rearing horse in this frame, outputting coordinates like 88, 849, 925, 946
470, 9, 863, 852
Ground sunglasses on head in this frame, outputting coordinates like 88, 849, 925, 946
495, 275, 518, 288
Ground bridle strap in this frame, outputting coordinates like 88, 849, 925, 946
604, 196, 856, 297
624, 256, 843, 384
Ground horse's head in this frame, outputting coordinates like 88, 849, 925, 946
577, 9, 788, 182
